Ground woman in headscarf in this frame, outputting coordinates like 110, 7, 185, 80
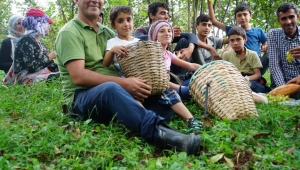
12, 8, 59, 85
0, 15, 25, 74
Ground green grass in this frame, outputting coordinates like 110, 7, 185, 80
0, 70, 299, 169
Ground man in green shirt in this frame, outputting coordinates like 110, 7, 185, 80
55, 0, 201, 155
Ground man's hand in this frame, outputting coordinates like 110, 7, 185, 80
121, 77, 152, 101
173, 26, 182, 37
48, 51, 56, 60
287, 75, 300, 85
288, 46, 300, 59
178, 43, 195, 61
261, 43, 268, 52
209, 48, 221, 60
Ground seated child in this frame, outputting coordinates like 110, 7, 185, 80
103, 6, 202, 133
222, 26, 271, 93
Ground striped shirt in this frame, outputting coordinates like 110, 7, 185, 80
267, 27, 300, 87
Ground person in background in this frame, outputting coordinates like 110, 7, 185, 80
223, 26, 270, 93
4, 8, 59, 85
207, 0, 269, 75
97, 11, 104, 24
268, 2, 300, 99
0, 15, 25, 74
55, 0, 201, 155
193, 14, 228, 65
134, 2, 198, 85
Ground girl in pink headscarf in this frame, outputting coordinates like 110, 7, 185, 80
148, 20, 203, 133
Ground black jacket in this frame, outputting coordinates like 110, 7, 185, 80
0, 38, 13, 73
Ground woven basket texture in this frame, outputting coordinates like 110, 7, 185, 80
189, 60, 258, 120
117, 40, 169, 95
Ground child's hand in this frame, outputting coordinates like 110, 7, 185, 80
111, 46, 128, 57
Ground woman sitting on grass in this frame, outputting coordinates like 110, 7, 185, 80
3, 8, 59, 85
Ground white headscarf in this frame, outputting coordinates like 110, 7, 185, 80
8, 15, 24, 38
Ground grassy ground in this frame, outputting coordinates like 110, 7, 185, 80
0, 71, 299, 169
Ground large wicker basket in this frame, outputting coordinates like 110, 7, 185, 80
189, 60, 258, 120
117, 40, 169, 95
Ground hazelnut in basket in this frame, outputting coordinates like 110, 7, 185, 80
269, 83, 300, 96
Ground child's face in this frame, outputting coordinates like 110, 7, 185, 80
235, 10, 252, 26
112, 12, 133, 38
229, 34, 246, 51
156, 25, 172, 45
195, 20, 212, 37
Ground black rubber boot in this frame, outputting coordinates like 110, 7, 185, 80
156, 124, 201, 155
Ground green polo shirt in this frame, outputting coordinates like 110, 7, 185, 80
55, 18, 118, 107
222, 47, 262, 75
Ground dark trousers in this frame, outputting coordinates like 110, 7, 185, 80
71, 82, 173, 142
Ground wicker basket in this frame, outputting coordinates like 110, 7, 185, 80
189, 60, 258, 120
117, 40, 169, 95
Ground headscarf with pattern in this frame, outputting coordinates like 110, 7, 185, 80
22, 8, 53, 37
148, 20, 174, 41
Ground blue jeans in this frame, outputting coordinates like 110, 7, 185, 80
250, 80, 270, 93
71, 82, 172, 142
171, 38, 194, 82
260, 52, 269, 76
174, 85, 191, 102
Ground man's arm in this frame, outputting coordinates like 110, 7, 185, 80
248, 68, 261, 81
197, 39, 221, 60
66, 59, 151, 100
173, 32, 197, 60
134, 26, 149, 40
267, 29, 286, 86
207, 0, 226, 31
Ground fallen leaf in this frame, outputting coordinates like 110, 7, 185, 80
113, 153, 124, 161
186, 162, 194, 168
91, 130, 99, 134
8, 155, 16, 160
209, 153, 224, 163
202, 116, 215, 128
71, 127, 81, 139
286, 147, 295, 154
257, 142, 264, 148
224, 156, 234, 168
253, 132, 271, 139
54, 146, 62, 155
61, 125, 69, 130
156, 158, 162, 167
12, 165, 23, 169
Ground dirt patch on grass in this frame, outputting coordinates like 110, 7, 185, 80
232, 149, 253, 169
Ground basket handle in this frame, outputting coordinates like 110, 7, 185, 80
169, 71, 182, 98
